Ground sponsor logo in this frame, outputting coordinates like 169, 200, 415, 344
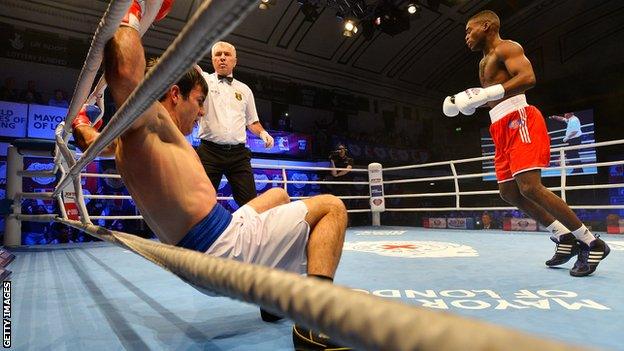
508, 118, 525, 130
27, 162, 55, 185
351, 288, 610, 311
290, 173, 308, 189
343, 240, 478, 258
103, 168, 123, 189
370, 184, 383, 196
447, 218, 467, 229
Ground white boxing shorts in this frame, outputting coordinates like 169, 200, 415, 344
205, 200, 310, 274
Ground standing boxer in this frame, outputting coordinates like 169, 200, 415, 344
442, 10, 609, 277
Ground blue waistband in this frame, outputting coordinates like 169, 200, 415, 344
176, 203, 232, 252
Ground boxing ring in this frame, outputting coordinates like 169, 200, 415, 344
2, 0, 624, 350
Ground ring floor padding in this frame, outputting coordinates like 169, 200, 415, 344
8, 227, 624, 350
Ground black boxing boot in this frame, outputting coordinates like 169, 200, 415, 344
545, 233, 579, 267
570, 236, 610, 277
292, 325, 352, 351
260, 308, 283, 323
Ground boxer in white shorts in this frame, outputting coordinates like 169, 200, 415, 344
72, 2, 352, 347
205, 200, 310, 274
178, 189, 312, 274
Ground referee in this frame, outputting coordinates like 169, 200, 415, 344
196, 41, 274, 206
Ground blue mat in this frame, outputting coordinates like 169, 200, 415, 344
7, 227, 624, 350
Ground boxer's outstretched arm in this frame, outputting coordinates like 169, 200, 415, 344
496, 41, 536, 97
104, 27, 145, 109
73, 27, 144, 155
549, 115, 566, 122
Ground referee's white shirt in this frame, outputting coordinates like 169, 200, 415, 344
565, 115, 582, 140
198, 72, 259, 144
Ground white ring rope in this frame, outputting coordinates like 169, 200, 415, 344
63, 0, 165, 134
63, 0, 132, 133
53, 218, 584, 351
381, 140, 624, 213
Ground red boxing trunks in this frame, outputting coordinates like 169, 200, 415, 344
489, 94, 551, 182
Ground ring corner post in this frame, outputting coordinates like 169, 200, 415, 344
5, 145, 23, 247
368, 162, 384, 227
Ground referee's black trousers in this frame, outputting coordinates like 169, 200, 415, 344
196, 140, 257, 206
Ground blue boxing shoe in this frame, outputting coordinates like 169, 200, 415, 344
545, 233, 579, 267
570, 235, 610, 277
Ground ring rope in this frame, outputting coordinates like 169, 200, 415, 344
63, 0, 132, 133
55, 217, 585, 351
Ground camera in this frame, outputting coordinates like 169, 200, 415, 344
329, 150, 341, 158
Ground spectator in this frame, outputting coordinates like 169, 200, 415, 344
0, 77, 19, 102
19, 80, 43, 104
48, 89, 69, 107
482, 211, 492, 229
277, 112, 292, 131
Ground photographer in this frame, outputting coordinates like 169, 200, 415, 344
326, 143, 353, 196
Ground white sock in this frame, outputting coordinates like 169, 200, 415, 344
572, 224, 596, 245
546, 220, 569, 239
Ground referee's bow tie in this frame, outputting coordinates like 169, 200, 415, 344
218, 75, 233, 84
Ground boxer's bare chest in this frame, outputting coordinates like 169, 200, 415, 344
479, 52, 503, 86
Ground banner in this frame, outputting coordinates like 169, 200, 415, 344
0, 22, 89, 68
27, 104, 67, 139
606, 215, 624, 234
447, 217, 475, 229
247, 130, 313, 157
332, 136, 429, 165
424, 218, 447, 229
503, 217, 538, 231
0, 101, 28, 138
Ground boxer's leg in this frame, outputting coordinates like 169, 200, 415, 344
500, 172, 579, 266
246, 187, 290, 213
245, 187, 291, 322
292, 194, 350, 350
514, 170, 609, 275
300, 194, 347, 279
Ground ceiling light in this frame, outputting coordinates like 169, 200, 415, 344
407, 3, 420, 15
259, 0, 275, 10
342, 19, 358, 37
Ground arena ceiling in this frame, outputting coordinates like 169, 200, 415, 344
1, 0, 623, 109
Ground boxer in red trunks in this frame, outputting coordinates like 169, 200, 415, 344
442, 10, 609, 277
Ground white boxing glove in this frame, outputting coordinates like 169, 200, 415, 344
260, 130, 274, 149
442, 96, 459, 117
453, 84, 505, 116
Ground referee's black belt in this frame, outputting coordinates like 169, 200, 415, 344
201, 139, 246, 150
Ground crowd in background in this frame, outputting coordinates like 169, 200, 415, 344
0, 76, 69, 107
0, 73, 620, 245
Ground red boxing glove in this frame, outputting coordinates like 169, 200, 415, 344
122, 0, 175, 32
72, 104, 103, 131
155, 0, 174, 21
